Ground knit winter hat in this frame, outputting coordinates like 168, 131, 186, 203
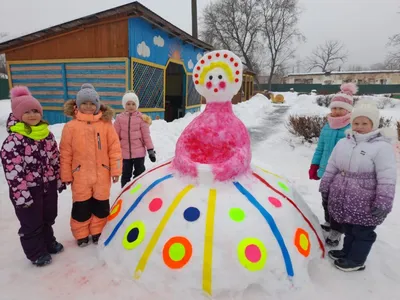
122, 91, 139, 109
10, 86, 43, 121
351, 100, 380, 130
76, 83, 100, 113
329, 83, 358, 112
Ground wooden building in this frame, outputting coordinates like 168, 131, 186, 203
0, 2, 213, 124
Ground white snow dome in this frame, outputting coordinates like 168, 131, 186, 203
99, 50, 325, 299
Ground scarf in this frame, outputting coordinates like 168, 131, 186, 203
327, 113, 351, 129
10, 122, 50, 141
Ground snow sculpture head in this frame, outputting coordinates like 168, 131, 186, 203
193, 50, 243, 103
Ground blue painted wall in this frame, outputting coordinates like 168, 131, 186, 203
129, 17, 205, 72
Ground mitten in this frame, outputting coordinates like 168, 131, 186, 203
148, 149, 156, 162
371, 207, 388, 218
57, 179, 66, 193
309, 164, 320, 180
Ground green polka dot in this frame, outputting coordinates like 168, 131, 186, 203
169, 243, 186, 261
229, 208, 245, 222
278, 182, 289, 192
130, 184, 142, 194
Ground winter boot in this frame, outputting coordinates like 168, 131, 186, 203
334, 258, 365, 272
92, 234, 101, 245
328, 250, 347, 260
77, 237, 89, 247
321, 222, 331, 232
47, 241, 64, 254
32, 253, 52, 267
326, 230, 341, 247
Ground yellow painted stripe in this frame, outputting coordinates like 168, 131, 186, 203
12, 74, 62, 79
65, 65, 126, 70
256, 166, 283, 179
8, 57, 127, 65
24, 82, 63, 87
203, 189, 217, 296
67, 82, 126, 88
11, 66, 62, 71
134, 184, 194, 279
66, 74, 125, 79
32, 90, 64, 95
38, 99, 64, 103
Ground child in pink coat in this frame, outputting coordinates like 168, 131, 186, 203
114, 91, 156, 187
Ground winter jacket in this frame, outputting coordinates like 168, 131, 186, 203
1, 114, 61, 207
60, 100, 122, 202
312, 123, 350, 178
320, 128, 397, 226
114, 111, 154, 159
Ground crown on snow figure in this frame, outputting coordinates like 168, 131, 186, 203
193, 50, 243, 102
171, 50, 251, 182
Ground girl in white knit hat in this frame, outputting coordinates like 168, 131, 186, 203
319, 100, 397, 271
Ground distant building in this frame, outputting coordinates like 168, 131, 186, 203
284, 70, 400, 85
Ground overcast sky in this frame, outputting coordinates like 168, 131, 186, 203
0, 0, 399, 70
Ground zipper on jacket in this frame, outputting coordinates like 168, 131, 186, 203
72, 165, 81, 174
97, 133, 102, 150
128, 113, 132, 159
102, 164, 110, 171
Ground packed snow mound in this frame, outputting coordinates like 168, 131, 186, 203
99, 50, 325, 299
99, 160, 325, 298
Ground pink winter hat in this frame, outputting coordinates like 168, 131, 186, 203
10, 86, 43, 121
329, 83, 358, 112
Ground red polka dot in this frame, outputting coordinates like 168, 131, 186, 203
236, 71, 240, 75
268, 197, 282, 208
197, 66, 201, 70
234, 63, 239, 67
195, 80, 199, 84
201, 60, 205, 64
235, 78, 239, 82
194, 74, 199, 78
214, 88, 218, 93
224, 54, 228, 58
216, 53, 220, 57
245, 244, 261, 263
149, 198, 163, 212
230, 58, 234, 62
208, 55, 212, 59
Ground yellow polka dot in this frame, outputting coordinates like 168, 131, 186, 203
299, 234, 309, 250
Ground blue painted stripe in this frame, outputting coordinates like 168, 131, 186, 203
233, 182, 294, 277
12, 78, 63, 83
11, 70, 62, 75
104, 174, 173, 246
27, 86, 64, 91
66, 69, 126, 75
61, 64, 68, 102
66, 62, 125, 67
66, 86, 126, 93
67, 78, 125, 84
67, 94, 122, 101
32, 94, 64, 99
10, 64, 63, 68
38, 102, 64, 107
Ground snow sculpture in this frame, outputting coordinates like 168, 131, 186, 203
100, 50, 325, 299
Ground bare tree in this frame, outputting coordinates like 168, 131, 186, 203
259, 0, 304, 89
306, 40, 348, 72
201, 0, 262, 80
386, 33, 400, 69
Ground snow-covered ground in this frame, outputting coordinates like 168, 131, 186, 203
0, 93, 400, 299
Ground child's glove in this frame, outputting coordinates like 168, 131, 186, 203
309, 164, 320, 180
148, 149, 156, 162
57, 179, 67, 193
321, 192, 329, 204
371, 207, 388, 218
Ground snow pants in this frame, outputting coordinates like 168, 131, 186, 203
121, 158, 145, 188
11, 181, 58, 261
342, 224, 377, 265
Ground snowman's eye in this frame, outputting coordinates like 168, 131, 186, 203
209, 75, 213, 80
218, 75, 223, 79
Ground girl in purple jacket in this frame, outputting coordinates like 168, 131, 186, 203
1, 86, 65, 267
114, 91, 156, 188
320, 101, 397, 272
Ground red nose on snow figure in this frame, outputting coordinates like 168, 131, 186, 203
172, 50, 251, 182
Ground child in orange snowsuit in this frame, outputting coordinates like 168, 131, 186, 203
60, 83, 122, 247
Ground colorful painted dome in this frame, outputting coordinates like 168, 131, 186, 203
99, 50, 325, 299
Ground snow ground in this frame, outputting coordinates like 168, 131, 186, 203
0, 93, 400, 300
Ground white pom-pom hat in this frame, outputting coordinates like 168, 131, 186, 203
351, 100, 380, 131
329, 83, 358, 112
122, 91, 139, 109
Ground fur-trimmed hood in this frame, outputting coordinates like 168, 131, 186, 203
64, 99, 115, 121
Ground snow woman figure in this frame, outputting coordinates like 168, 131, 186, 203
320, 101, 397, 272
1, 86, 65, 267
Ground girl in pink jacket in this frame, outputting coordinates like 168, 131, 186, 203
114, 91, 156, 188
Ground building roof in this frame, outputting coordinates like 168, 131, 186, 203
287, 70, 400, 77
0, 1, 213, 53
